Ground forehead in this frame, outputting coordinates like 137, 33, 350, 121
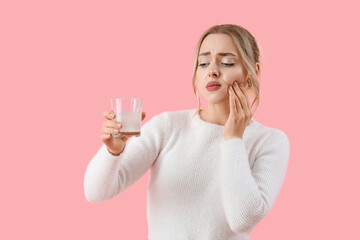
199, 33, 238, 54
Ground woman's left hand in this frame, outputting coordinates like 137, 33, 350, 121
223, 81, 253, 141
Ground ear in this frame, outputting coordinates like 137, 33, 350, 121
255, 62, 260, 77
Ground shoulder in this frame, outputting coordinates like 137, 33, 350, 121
156, 109, 194, 124
163, 108, 194, 118
252, 120, 289, 142
144, 109, 194, 130
251, 120, 290, 154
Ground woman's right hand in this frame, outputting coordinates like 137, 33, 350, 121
101, 110, 146, 156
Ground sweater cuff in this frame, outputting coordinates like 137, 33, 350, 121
100, 144, 123, 163
222, 137, 247, 154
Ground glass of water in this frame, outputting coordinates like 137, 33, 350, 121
111, 98, 142, 137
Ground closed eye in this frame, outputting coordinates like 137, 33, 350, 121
222, 63, 234, 66
198, 63, 208, 67
198, 63, 234, 67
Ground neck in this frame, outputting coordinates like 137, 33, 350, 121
199, 102, 253, 127
199, 102, 230, 126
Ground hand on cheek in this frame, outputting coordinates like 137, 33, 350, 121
223, 81, 253, 140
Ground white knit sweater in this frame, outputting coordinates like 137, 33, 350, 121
84, 109, 290, 240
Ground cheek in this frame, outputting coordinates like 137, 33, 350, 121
195, 71, 206, 87
222, 68, 245, 85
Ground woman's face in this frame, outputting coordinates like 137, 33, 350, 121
196, 33, 248, 104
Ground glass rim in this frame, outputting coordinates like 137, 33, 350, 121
111, 97, 142, 101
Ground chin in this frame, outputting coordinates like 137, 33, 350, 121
203, 93, 228, 104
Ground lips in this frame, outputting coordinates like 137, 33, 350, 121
206, 81, 222, 88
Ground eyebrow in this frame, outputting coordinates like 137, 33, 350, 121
199, 51, 237, 57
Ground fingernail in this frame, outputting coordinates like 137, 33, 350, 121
110, 113, 114, 117
229, 85, 233, 91
114, 129, 118, 133
240, 83, 244, 88
234, 82, 238, 86
116, 123, 121, 127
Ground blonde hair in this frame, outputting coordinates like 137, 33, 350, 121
187, 24, 262, 122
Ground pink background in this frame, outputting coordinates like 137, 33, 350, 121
1, 0, 359, 239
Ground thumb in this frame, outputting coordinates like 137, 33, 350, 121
141, 112, 146, 121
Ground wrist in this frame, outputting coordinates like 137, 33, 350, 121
224, 135, 243, 141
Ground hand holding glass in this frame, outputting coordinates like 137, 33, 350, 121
111, 98, 142, 137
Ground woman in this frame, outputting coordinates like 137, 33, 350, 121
84, 24, 290, 240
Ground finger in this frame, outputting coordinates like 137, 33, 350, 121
100, 133, 111, 141
142, 112, 146, 121
229, 86, 237, 114
234, 91, 242, 114
103, 126, 121, 135
232, 82, 246, 109
104, 110, 116, 120
239, 82, 252, 116
103, 120, 122, 129
231, 83, 243, 114
231, 85, 243, 115
234, 82, 252, 117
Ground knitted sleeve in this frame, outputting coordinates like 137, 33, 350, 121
84, 111, 170, 202
220, 129, 290, 233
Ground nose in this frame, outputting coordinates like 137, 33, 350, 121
208, 63, 219, 77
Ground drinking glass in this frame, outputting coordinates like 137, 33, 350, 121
111, 98, 142, 137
